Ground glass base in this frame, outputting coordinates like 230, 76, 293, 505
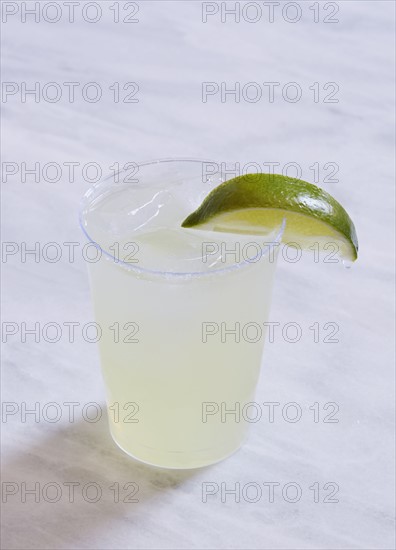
110, 430, 245, 470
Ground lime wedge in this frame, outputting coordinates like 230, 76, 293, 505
181, 174, 358, 261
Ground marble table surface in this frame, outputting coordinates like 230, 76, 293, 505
1, 1, 395, 548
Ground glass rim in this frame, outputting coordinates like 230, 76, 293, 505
79, 157, 285, 279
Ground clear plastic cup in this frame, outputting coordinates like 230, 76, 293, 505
80, 159, 284, 469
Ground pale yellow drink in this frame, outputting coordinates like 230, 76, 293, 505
80, 160, 283, 469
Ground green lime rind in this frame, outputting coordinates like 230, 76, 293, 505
181, 173, 358, 260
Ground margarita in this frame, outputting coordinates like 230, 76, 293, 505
80, 160, 283, 468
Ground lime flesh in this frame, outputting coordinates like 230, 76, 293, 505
181, 174, 358, 261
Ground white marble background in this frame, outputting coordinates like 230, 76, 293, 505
1, 1, 395, 549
